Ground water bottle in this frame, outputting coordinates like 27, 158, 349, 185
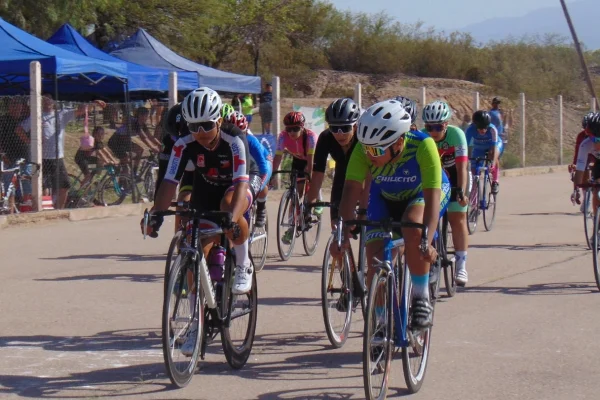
208, 245, 226, 282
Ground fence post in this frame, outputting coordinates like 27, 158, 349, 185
520, 92, 526, 167
420, 87, 427, 126
29, 61, 42, 212
592, 97, 597, 112
354, 83, 362, 109
272, 76, 281, 188
558, 95, 563, 165
473, 91, 480, 112
168, 72, 177, 108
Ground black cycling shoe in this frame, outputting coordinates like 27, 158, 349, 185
255, 207, 267, 227
410, 297, 433, 329
491, 181, 499, 195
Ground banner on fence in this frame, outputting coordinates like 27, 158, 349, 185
292, 104, 326, 134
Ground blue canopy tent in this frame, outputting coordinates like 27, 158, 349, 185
47, 24, 199, 98
110, 29, 261, 94
0, 18, 129, 100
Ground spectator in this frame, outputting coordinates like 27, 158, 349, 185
75, 126, 119, 186
490, 97, 507, 145
0, 96, 31, 206
17, 94, 106, 209
107, 106, 161, 176
231, 94, 242, 114
259, 83, 273, 134
242, 94, 254, 124
460, 113, 471, 133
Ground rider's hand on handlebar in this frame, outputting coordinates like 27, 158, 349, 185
420, 244, 438, 263
330, 235, 349, 258
140, 213, 163, 238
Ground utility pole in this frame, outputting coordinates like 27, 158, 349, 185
560, 0, 598, 106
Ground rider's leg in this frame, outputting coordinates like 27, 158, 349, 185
448, 207, 469, 285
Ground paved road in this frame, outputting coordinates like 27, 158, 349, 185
1, 172, 598, 400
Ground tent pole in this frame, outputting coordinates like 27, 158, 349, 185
124, 83, 137, 203
54, 75, 60, 208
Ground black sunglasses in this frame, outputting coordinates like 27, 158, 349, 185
188, 121, 217, 133
329, 125, 353, 134
425, 123, 445, 132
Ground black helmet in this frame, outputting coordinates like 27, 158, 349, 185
325, 98, 360, 125
588, 113, 600, 137
393, 96, 417, 124
582, 111, 595, 129
162, 103, 190, 137
472, 110, 491, 130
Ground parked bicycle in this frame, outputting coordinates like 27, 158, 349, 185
144, 205, 258, 388
0, 157, 38, 214
467, 156, 498, 234
272, 169, 322, 261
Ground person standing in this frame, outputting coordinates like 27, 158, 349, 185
259, 83, 273, 134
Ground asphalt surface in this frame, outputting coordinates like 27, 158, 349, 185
0, 171, 598, 400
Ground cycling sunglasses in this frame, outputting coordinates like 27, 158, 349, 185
285, 126, 302, 133
329, 125, 354, 134
425, 123, 445, 132
363, 142, 395, 158
188, 121, 217, 133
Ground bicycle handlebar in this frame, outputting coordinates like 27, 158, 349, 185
0, 158, 40, 173
340, 218, 429, 253
272, 169, 311, 182
143, 205, 232, 239
306, 201, 334, 209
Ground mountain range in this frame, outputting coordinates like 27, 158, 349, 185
461, 0, 599, 50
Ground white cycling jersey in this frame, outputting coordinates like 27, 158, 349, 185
576, 137, 600, 172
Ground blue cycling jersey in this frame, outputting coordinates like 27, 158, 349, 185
489, 109, 504, 137
465, 123, 501, 157
247, 134, 270, 177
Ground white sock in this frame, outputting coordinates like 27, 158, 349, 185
233, 240, 251, 269
456, 251, 467, 271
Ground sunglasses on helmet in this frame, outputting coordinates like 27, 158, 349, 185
188, 121, 217, 133
329, 125, 354, 134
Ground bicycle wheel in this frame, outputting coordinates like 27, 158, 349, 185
143, 170, 156, 202
164, 230, 184, 296
321, 236, 353, 348
467, 177, 479, 235
593, 208, 600, 291
584, 188, 594, 250
276, 189, 297, 261
250, 206, 269, 272
99, 174, 133, 206
441, 215, 456, 298
302, 208, 323, 256
221, 253, 258, 369
162, 251, 203, 388
402, 273, 432, 393
483, 175, 497, 231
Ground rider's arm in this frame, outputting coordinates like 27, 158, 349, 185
573, 131, 586, 166
304, 130, 317, 177
152, 139, 191, 211
488, 125, 499, 166
229, 135, 251, 223
341, 144, 368, 225
575, 138, 593, 186
247, 134, 269, 177
271, 131, 286, 173
455, 127, 469, 194
418, 138, 443, 245
306, 132, 329, 204
360, 173, 372, 210
155, 135, 173, 195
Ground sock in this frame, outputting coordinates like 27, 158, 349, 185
455, 251, 467, 271
411, 273, 429, 299
233, 240, 251, 269
491, 164, 499, 182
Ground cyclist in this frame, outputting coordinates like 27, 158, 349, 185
144, 87, 261, 298
394, 96, 418, 131
570, 112, 595, 205
422, 100, 470, 286
306, 98, 361, 224
270, 111, 318, 244
227, 111, 272, 226
465, 110, 502, 194
335, 99, 450, 328
154, 102, 195, 232
575, 113, 600, 214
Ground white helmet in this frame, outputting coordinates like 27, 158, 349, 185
181, 87, 222, 123
357, 100, 412, 147
422, 100, 452, 123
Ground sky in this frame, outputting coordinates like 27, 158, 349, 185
326, 0, 578, 31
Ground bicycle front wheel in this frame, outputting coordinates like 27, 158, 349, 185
483, 175, 497, 231
250, 207, 269, 272
162, 252, 203, 388
441, 215, 456, 298
221, 258, 258, 369
99, 174, 133, 206
363, 267, 393, 400
592, 208, 600, 291
584, 188, 594, 249
276, 189, 297, 261
302, 207, 323, 256
321, 236, 353, 348
164, 231, 184, 296
467, 177, 479, 235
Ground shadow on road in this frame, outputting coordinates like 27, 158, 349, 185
35, 273, 162, 284
264, 263, 321, 274
469, 243, 587, 252
461, 281, 598, 296
39, 253, 166, 262
511, 212, 580, 217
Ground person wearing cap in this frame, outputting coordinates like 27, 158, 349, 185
489, 97, 507, 152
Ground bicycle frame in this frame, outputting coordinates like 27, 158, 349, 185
471, 157, 492, 211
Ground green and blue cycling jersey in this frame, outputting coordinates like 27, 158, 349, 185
346, 130, 450, 240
